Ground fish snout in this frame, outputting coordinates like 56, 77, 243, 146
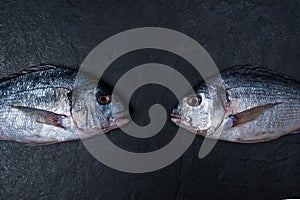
109, 111, 129, 127
171, 108, 180, 117
170, 108, 181, 125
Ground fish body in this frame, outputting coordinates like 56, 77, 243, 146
171, 66, 300, 143
0, 65, 128, 144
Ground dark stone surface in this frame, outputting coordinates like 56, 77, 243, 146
0, 0, 300, 199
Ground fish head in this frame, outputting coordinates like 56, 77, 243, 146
171, 84, 226, 137
71, 81, 129, 135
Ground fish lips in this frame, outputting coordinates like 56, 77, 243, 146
76, 111, 130, 136
170, 109, 204, 134
170, 113, 191, 127
106, 111, 130, 131
170, 110, 192, 128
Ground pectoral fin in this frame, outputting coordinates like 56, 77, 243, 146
230, 102, 282, 127
11, 105, 67, 129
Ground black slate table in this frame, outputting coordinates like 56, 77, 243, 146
0, 0, 299, 199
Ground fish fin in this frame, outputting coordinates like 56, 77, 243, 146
0, 65, 59, 83
289, 127, 300, 134
25, 140, 61, 146
228, 65, 300, 85
223, 115, 238, 130
11, 105, 67, 129
231, 102, 282, 127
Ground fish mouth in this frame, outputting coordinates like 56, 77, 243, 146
76, 111, 129, 137
104, 111, 130, 132
170, 114, 192, 127
170, 110, 200, 134
170, 113, 181, 124
170, 111, 191, 126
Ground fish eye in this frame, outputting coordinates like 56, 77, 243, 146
187, 95, 202, 107
97, 95, 111, 105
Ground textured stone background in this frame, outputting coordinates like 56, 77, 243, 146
0, 0, 300, 199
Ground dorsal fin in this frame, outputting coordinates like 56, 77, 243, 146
226, 65, 299, 84
0, 65, 60, 83
232, 65, 284, 77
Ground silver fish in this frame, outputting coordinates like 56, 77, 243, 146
0, 65, 128, 145
171, 66, 300, 143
